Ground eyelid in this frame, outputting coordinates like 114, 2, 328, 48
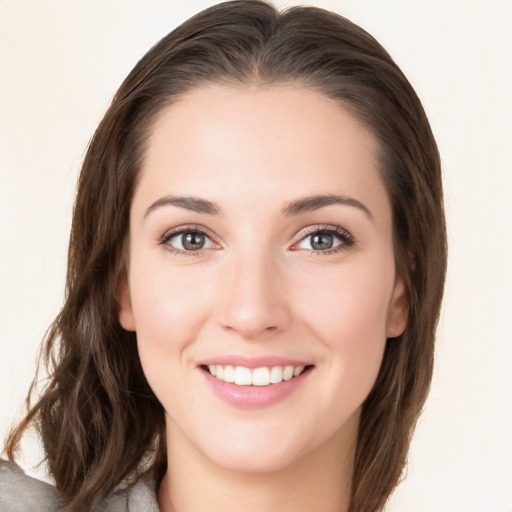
158, 223, 354, 256
159, 224, 222, 255
290, 224, 355, 254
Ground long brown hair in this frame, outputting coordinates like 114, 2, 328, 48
5, 2, 447, 511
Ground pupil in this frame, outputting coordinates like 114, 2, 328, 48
183, 232, 205, 250
311, 233, 333, 250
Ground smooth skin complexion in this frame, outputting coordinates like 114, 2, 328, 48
118, 84, 408, 512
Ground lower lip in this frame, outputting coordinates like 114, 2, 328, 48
201, 368, 311, 409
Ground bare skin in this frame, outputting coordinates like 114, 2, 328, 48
119, 84, 408, 512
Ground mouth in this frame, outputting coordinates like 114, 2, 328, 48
200, 364, 313, 387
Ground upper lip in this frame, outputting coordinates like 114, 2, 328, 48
197, 355, 311, 369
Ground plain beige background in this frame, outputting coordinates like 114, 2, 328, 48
1, 1, 511, 511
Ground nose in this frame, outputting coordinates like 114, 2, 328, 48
217, 248, 291, 340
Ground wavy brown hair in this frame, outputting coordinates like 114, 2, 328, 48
5, 1, 447, 511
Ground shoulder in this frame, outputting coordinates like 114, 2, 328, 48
98, 472, 159, 512
0, 461, 159, 512
0, 460, 60, 512
120, 472, 159, 512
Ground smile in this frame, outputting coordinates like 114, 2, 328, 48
206, 364, 307, 386
198, 356, 314, 408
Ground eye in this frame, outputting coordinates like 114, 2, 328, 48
161, 227, 219, 253
293, 226, 355, 253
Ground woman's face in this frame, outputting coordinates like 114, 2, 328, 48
119, 84, 408, 474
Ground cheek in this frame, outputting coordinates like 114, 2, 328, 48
127, 258, 216, 393
129, 256, 214, 337
296, 260, 393, 399
299, 261, 393, 344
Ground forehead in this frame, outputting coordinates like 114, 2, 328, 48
134, 84, 390, 223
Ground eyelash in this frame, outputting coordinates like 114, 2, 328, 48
159, 224, 355, 256
159, 224, 219, 257
292, 225, 355, 255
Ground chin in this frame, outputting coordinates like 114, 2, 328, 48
207, 443, 304, 475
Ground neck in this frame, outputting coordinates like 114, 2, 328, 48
157, 417, 356, 512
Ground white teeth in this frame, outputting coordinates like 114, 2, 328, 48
282, 365, 294, 381
207, 364, 307, 386
293, 366, 304, 377
269, 366, 283, 384
224, 365, 235, 383
234, 366, 252, 385
252, 367, 270, 386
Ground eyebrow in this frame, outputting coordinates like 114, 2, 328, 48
144, 193, 372, 219
282, 194, 373, 219
145, 196, 220, 217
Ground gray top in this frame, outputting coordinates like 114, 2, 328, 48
0, 461, 159, 512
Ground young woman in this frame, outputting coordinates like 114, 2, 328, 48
1, 1, 446, 511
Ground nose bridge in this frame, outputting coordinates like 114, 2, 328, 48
217, 243, 289, 339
